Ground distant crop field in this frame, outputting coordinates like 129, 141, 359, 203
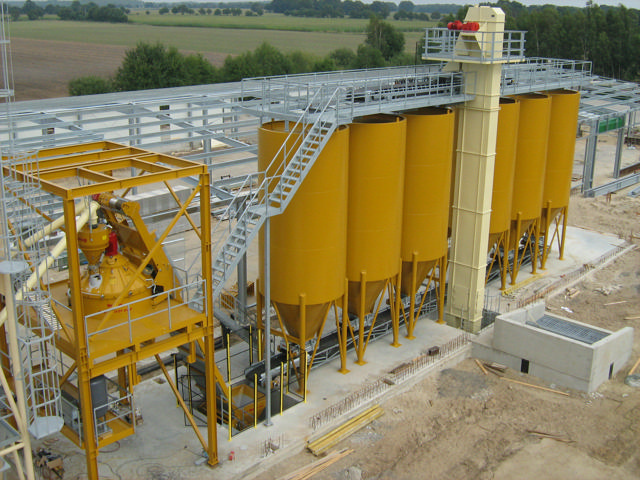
8, 18, 428, 101
8, 19, 425, 56
128, 11, 434, 33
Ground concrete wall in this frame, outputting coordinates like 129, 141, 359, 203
473, 302, 634, 392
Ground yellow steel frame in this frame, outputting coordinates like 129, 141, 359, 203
4, 142, 219, 479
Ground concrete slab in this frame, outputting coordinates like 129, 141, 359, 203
484, 226, 628, 312
33, 227, 631, 478
34, 316, 468, 479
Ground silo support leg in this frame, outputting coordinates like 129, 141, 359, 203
437, 253, 447, 325
540, 202, 553, 269
531, 220, 540, 275
336, 288, 350, 374
391, 266, 402, 348
510, 213, 523, 286
405, 253, 419, 340
355, 272, 367, 366
559, 207, 568, 260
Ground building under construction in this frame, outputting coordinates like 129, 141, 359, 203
0, 6, 638, 479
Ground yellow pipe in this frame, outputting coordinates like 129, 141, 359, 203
23, 201, 88, 248
0, 201, 99, 328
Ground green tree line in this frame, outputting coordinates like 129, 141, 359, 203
443, 1, 640, 81
68, 2, 640, 95
69, 16, 410, 95
9, 0, 128, 22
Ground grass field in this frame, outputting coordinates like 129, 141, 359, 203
8, 19, 426, 56
127, 11, 434, 33
9, 15, 430, 101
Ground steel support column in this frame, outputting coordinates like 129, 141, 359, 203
200, 172, 218, 467
583, 120, 598, 192
263, 216, 272, 427
63, 198, 99, 480
613, 127, 625, 178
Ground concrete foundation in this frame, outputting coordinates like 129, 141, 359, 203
473, 302, 633, 392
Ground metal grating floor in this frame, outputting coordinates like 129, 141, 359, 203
529, 315, 609, 345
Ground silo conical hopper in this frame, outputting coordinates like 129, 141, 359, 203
540, 89, 581, 269
347, 114, 406, 365
509, 93, 551, 285
400, 107, 454, 338
487, 98, 519, 290
257, 121, 349, 375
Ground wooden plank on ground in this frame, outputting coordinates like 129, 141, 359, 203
501, 377, 570, 396
307, 405, 383, 456
279, 448, 353, 480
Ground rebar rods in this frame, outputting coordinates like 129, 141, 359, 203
309, 332, 470, 431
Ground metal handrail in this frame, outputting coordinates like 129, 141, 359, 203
424, 27, 526, 63
209, 86, 346, 294
84, 279, 205, 358
207, 86, 330, 266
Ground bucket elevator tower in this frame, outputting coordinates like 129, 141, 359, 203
426, 6, 525, 332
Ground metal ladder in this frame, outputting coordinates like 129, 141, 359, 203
209, 87, 349, 300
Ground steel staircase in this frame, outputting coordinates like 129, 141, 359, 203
209, 87, 349, 301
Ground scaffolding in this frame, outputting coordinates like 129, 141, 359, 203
0, 3, 64, 478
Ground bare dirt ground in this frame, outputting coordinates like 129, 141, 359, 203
9, 38, 228, 102
258, 195, 640, 480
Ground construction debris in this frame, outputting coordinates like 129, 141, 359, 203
307, 405, 383, 456
34, 449, 64, 479
526, 430, 574, 443
628, 356, 640, 376
565, 287, 580, 299
474, 359, 489, 375
485, 362, 507, 372
500, 377, 570, 396
279, 448, 354, 480
595, 284, 622, 296
624, 375, 640, 388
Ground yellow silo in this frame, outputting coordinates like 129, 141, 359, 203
400, 107, 454, 337
509, 93, 551, 284
347, 114, 406, 364
540, 89, 581, 268
257, 121, 349, 370
487, 97, 519, 290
